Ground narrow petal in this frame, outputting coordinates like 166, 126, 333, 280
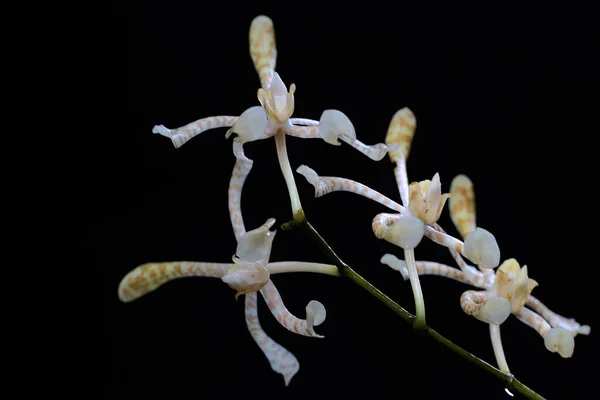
460, 290, 511, 325
260, 280, 326, 338
289, 117, 319, 126
318, 109, 356, 145
269, 72, 288, 108
339, 135, 390, 161
235, 218, 277, 265
449, 174, 477, 239
382, 255, 489, 288
249, 15, 277, 90
118, 262, 231, 302
393, 157, 410, 208
514, 307, 552, 338
526, 295, 591, 336
229, 140, 253, 240
153, 116, 238, 148
296, 165, 403, 212
385, 107, 417, 162
245, 292, 299, 386
425, 173, 443, 224
408, 181, 427, 221
225, 106, 270, 143
286, 124, 320, 138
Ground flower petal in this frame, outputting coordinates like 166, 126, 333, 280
296, 165, 403, 212
260, 280, 326, 338
235, 218, 276, 265
222, 261, 270, 298
225, 106, 269, 143
385, 107, 417, 162
270, 72, 288, 107
373, 213, 424, 249
526, 295, 591, 336
153, 116, 238, 148
380, 253, 408, 279
408, 181, 427, 221
338, 135, 390, 161
229, 139, 254, 240
318, 109, 356, 145
249, 15, 277, 90
449, 174, 477, 239
463, 227, 501, 269
544, 327, 575, 358
460, 290, 511, 325
245, 292, 299, 386
425, 173, 443, 223
118, 262, 231, 302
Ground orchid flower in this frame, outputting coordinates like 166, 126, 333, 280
119, 138, 343, 385
118, 214, 338, 386
298, 108, 495, 327
297, 108, 590, 369
150, 15, 393, 215
381, 174, 590, 373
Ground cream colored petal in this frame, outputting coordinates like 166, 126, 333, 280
318, 109, 356, 145
449, 174, 476, 239
463, 227, 500, 269
385, 107, 416, 162
381, 214, 425, 250
226, 106, 269, 143
245, 292, 299, 386
260, 280, 326, 338
235, 218, 276, 265
380, 253, 408, 280
229, 139, 253, 240
425, 173, 442, 224
118, 262, 231, 303
221, 261, 270, 298
154, 116, 238, 148
249, 15, 277, 90
498, 258, 520, 276
460, 290, 511, 325
270, 72, 288, 110
544, 327, 575, 358
408, 181, 427, 221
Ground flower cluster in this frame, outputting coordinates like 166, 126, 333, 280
118, 15, 394, 385
298, 107, 590, 372
118, 14, 590, 388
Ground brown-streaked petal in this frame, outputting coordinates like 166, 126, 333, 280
245, 292, 299, 386
449, 174, 477, 239
249, 15, 277, 90
118, 262, 231, 302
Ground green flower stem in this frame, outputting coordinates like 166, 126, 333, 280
292, 209, 545, 400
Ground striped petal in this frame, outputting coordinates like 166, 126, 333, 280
153, 116, 238, 148
385, 107, 417, 162
460, 290, 511, 325
260, 280, 326, 338
245, 292, 299, 386
449, 174, 477, 239
118, 262, 230, 302
249, 15, 277, 90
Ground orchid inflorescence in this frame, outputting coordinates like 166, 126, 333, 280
118, 14, 590, 388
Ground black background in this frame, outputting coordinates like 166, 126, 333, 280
102, 2, 597, 399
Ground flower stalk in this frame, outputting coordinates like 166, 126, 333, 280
292, 209, 545, 400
